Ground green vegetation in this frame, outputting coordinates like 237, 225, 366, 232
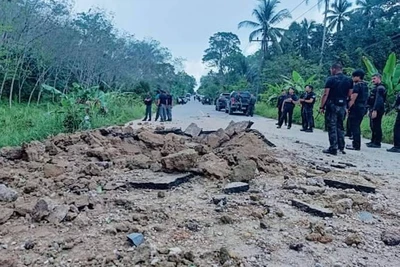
0, 96, 144, 148
198, 0, 399, 143
0, 0, 196, 148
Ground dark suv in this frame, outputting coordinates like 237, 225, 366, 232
215, 93, 230, 111
225, 91, 251, 115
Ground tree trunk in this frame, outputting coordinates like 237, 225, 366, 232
9, 55, 23, 108
319, 1, 329, 67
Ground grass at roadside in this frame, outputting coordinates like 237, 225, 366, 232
255, 102, 395, 144
0, 97, 144, 148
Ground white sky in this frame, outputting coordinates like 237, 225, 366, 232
73, 0, 332, 84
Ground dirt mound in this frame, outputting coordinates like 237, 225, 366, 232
0, 120, 284, 266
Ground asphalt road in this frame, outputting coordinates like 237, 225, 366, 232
133, 99, 399, 176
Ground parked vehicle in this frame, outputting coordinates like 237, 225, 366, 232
215, 93, 230, 111
177, 96, 187, 105
201, 96, 212, 105
225, 91, 251, 115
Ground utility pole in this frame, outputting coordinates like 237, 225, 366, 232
249, 38, 263, 97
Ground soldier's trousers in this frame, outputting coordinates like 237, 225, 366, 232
155, 105, 160, 121
369, 109, 384, 145
327, 103, 346, 151
144, 105, 152, 120
166, 105, 172, 121
279, 106, 294, 127
346, 117, 352, 137
278, 108, 287, 124
301, 107, 307, 129
303, 107, 314, 129
394, 112, 400, 148
349, 107, 365, 149
247, 104, 255, 116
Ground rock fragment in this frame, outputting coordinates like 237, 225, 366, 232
324, 178, 376, 193
291, 199, 333, 217
184, 123, 202, 137
161, 149, 199, 172
381, 230, 400, 246
0, 184, 18, 202
223, 182, 249, 194
0, 208, 14, 224
0, 147, 23, 160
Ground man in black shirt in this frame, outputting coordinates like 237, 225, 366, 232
319, 63, 353, 155
387, 93, 400, 153
158, 90, 167, 122
299, 90, 307, 131
346, 70, 369, 151
142, 93, 153, 121
166, 91, 173, 121
277, 88, 298, 129
366, 74, 386, 148
300, 85, 316, 132
276, 89, 287, 126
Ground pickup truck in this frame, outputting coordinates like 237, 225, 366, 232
225, 91, 251, 115
215, 93, 230, 111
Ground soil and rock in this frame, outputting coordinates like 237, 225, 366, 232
1, 119, 400, 267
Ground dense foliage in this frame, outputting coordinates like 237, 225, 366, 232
198, 0, 400, 102
0, 0, 196, 107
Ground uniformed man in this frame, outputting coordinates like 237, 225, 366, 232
299, 89, 307, 131
300, 85, 316, 133
154, 89, 161, 121
346, 69, 369, 151
277, 87, 298, 130
166, 91, 173, 121
387, 92, 400, 153
366, 74, 386, 148
142, 92, 153, 121
319, 63, 353, 155
247, 93, 257, 117
276, 89, 287, 126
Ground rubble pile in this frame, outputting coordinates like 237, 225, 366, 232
0, 120, 399, 266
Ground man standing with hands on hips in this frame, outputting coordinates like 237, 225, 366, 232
319, 63, 353, 155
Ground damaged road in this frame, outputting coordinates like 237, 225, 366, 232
1, 101, 400, 267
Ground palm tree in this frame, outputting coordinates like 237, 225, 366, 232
327, 0, 353, 32
355, 0, 381, 28
299, 18, 317, 58
238, 0, 291, 61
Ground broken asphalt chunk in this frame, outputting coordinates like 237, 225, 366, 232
127, 233, 144, 247
224, 120, 254, 137
291, 199, 333, 217
245, 129, 276, 147
323, 179, 376, 193
128, 173, 195, 190
184, 123, 202, 137
330, 163, 346, 169
223, 182, 249, 194
212, 195, 227, 205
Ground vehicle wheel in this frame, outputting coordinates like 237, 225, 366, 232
229, 106, 233, 115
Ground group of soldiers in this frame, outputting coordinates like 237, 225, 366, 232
276, 86, 316, 131
275, 63, 400, 154
142, 89, 173, 122
321, 64, 400, 154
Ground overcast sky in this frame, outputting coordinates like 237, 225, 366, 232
73, 0, 327, 83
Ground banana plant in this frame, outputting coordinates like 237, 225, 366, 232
363, 52, 400, 101
281, 70, 317, 93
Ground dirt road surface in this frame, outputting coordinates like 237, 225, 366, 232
1, 99, 400, 267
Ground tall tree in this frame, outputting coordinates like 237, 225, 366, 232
299, 19, 317, 58
238, 0, 291, 60
327, 0, 353, 32
202, 32, 241, 75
